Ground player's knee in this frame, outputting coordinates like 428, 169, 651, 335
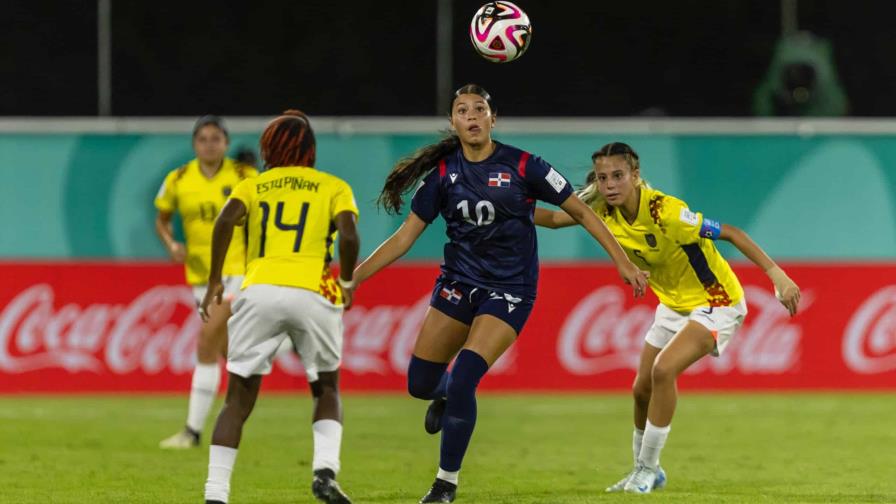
407, 356, 447, 399
445, 350, 489, 399
632, 378, 652, 404
311, 372, 340, 399
650, 361, 677, 385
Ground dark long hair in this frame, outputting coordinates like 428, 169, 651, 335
377, 84, 494, 214
260, 109, 316, 169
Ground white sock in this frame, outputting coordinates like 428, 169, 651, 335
205, 445, 238, 503
437, 468, 459, 485
632, 427, 645, 466
186, 362, 221, 433
312, 419, 343, 474
638, 420, 670, 469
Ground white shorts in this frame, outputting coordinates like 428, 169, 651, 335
192, 275, 244, 306
645, 299, 748, 357
226, 284, 343, 381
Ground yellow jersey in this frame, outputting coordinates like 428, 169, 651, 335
597, 186, 744, 312
154, 158, 258, 285
229, 166, 359, 305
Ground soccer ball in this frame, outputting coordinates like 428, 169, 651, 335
469, 2, 532, 63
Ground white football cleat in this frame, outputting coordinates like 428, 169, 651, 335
606, 465, 666, 493
624, 463, 658, 494
159, 428, 199, 449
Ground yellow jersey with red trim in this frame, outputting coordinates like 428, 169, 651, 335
596, 186, 744, 312
154, 158, 258, 285
229, 166, 359, 305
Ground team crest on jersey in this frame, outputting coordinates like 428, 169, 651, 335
440, 286, 463, 304
645, 233, 657, 248
488, 172, 511, 188
222, 186, 232, 197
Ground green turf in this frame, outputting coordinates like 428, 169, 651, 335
1, 393, 894, 503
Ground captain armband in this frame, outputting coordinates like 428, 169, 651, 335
700, 217, 722, 240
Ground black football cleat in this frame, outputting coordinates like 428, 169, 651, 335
419, 478, 457, 503
312, 468, 352, 504
205, 501, 225, 504
424, 398, 447, 434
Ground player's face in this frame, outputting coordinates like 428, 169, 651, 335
593, 155, 639, 206
450, 94, 495, 147
193, 125, 229, 164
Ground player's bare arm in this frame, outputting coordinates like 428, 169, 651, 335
719, 223, 800, 316
558, 194, 649, 297
200, 198, 245, 321
354, 211, 427, 285
154, 210, 185, 263
533, 206, 576, 229
334, 210, 360, 309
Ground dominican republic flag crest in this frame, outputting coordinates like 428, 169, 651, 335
488, 172, 511, 188
439, 286, 463, 304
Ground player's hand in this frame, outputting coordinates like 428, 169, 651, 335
167, 242, 186, 263
618, 261, 650, 298
199, 278, 224, 322
767, 266, 800, 316
340, 285, 355, 310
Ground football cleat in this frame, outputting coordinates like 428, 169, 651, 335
159, 427, 199, 449
424, 398, 447, 435
623, 463, 658, 494
606, 465, 666, 493
419, 478, 457, 503
312, 468, 352, 504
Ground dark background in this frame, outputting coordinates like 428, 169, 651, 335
1, 0, 891, 116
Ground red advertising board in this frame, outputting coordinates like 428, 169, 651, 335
1, 261, 895, 392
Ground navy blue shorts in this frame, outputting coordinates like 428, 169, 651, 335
429, 277, 535, 335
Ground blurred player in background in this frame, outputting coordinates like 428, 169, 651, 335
352, 85, 648, 503
201, 110, 359, 504
154, 115, 257, 448
535, 142, 801, 494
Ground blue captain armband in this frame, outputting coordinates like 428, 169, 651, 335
700, 217, 722, 240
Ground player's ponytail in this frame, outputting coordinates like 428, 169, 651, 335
378, 135, 460, 214
579, 142, 649, 214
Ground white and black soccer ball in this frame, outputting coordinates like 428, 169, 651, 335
469, 1, 532, 63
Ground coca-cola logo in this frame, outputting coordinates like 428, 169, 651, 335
0, 284, 199, 374
557, 285, 808, 375
843, 286, 896, 374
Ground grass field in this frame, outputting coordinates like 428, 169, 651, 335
1, 393, 895, 503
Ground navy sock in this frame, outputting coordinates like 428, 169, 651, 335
439, 349, 489, 472
407, 355, 449, 400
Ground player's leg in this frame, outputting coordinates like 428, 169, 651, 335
420, 313, 519, 503
204, 283, 283, 503
625, 321, 714, 494
308, 370, 352, 504
160, 288, 229, 449
290, 289, 353, 504
606, 342, 663, 493
410, 307, 470, 435
204, 372, 262, 504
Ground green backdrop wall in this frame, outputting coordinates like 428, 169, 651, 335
1, 131, 892, 260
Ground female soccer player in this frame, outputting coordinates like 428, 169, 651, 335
352, 85, 649, 503
201, 110, 359, 504
154, 115, 257, 449
534, 142, 801, 494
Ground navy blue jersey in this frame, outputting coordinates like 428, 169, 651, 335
410, 142, 574, 298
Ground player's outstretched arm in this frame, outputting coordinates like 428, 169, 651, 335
533, 207, 576, 229
354, 211, 428, 286
719, 223, 800, 316
155, 211, 186, 263
558, 195, 648, 297
334, 211, 360, 308
199, 198, 246, 321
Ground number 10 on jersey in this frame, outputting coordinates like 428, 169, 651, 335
457, 199, 495, 226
